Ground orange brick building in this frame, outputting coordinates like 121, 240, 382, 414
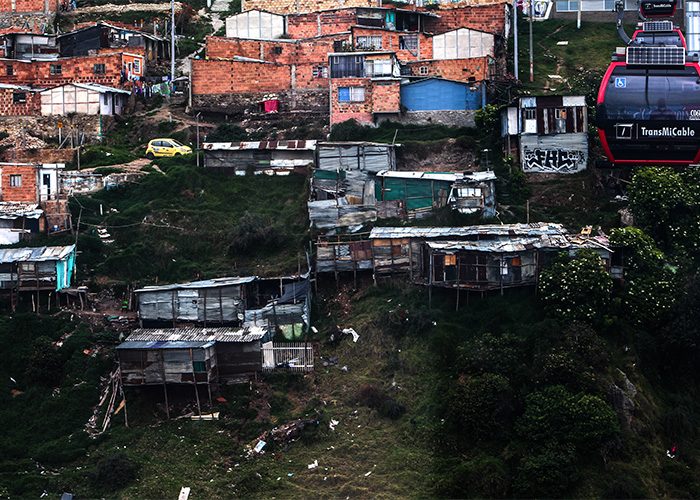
0, 84, 41, 115
1, 164, 39, 202
0, 0, 58, 13
190, 2, 509, 124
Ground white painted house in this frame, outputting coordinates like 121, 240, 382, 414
40, 83, 130, 116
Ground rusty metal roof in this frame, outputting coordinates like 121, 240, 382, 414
121, 326, 267, 345
0, 244, 74, 263
203, 140, 317, 151
0, 202, 43, 219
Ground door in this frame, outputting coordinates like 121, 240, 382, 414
42, 173, 51, 200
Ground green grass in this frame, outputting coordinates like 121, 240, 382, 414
515, 17, 636, 96
72, 159, 310, 285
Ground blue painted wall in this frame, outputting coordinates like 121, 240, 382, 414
400, 79, 484, 111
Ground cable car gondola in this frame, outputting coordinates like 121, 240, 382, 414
596, 46, 700, 166
639, 0, 677, 18
630, 28, 686, 48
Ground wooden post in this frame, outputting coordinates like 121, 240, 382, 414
189, 348, 202, 417
203, 288, 207, 327
455, 254, 460, 311
171, 291, 176, 328
160, 351, 170, 419
218, 288, 223, 324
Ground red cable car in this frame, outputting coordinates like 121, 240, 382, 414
639, 0, 677, 18
596, 47, 700, 166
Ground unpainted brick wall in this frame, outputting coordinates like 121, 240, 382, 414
0, 0, 57, 13
371, 80, 400, 113
330, 77, 374, 125
191, 58, 292, 94
287, 9, 359, 38
405, 57, 490, 81
191, 88, 329, 115
0, 88, 40, 116
242, 0, 377, 15
1, 164, 38, 202
424, 3, 508, 35
0, 53, 138, 88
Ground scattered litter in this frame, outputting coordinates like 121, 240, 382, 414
191, 412, 220, 421
556, 40, 569, 45
9, 377, 16, 384
287, 473, 294, 477
329, 419, 340, 431
277, 477, 281, 481
322, 356, 339, 367
432, 321, 437, 326
254, 440, 266, 453
216, 396, 228, 403
311, 326, 319, 334
324, 476, 327, 481
667, 445, 678, 459
364, 471, 372, 477
10, 389, 23, 397
308, 460, 319, 470
178, 486, 191, 500
341, 365, 348, 372
342, 328, 360, 343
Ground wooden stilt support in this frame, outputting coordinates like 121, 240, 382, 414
189, 349, 202, 417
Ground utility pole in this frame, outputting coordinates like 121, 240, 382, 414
196, 112, 201, 167
529, 0, 534, 82
170, 0, 176, 86
577, 0, 582, 29
514, 0, 519, 80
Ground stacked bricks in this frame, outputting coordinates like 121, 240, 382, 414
0, 53, 142, 89
191, 59, 292, 95
404, 57, 490, 81
0, 0, 57, 13
424, 3, 508, 35
242, 0, 378, 15
0, 87, 40, 116
1, 164, 38, 202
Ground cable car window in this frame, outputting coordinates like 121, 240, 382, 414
632, 33, 683, 47
602, 67, 700, 121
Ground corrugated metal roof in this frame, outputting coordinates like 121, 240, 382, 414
0, 202, 43, 219
135, 276, 257, 293
0, 83, 42, 91
318, 141, 400, 148
375, 170, 497, 182
42, 82, 130, 95
0, 244, 74, 264
203, 140, 317, 151
369, 223, 567, 240
117, 340, 215, 349
120, 326, 267, 345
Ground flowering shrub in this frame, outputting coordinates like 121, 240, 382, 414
538, 250, 612, 323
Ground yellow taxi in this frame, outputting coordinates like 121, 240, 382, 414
145, 138, 193, 158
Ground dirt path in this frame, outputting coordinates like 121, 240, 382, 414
81, 158, 166, 174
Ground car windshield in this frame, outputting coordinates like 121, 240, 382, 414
601, 67, 700, 121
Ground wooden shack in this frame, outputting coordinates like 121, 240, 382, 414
0, 244, 76, 309
135, 277, 257, 326
368, 224, 613, 293
135, 274, 312, 339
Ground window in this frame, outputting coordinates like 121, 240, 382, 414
419, 65, 428, 75
273, 46, 283, 54
523, 108, 536, 120
356, 35, 382, 50
12, 92, 26, 104
102, 94, 108, 105
331, 55, 365, 78
556, 0, 579, 11
338, 86, 365, 102
312, 66, 328, 78
93, 63, 106, 74
366, 59, 392, 77
133, 59, 141, 74
50, 64, 62, 75
9, 174, 22, 187
192, 361, 206, 373
399, 34, 418, 54
6, 64, 13, 76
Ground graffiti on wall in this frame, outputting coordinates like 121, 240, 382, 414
522, 148, 586, 173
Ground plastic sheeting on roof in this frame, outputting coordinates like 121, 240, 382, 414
203, 140, 317, 151
120, 326, 267, 345
0, 244, 75, 264
134, 276, 257, 293
369, 223, 568, 240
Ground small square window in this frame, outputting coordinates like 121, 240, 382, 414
338, 86, 365, 102
133, 59, 141, 74
193, 361, 206, 373
6, 64, 13, 76
93, 63, 106, 74
9, 174, 22, 187
12, 92, 26, 104
50, 64, 62, 75
419, 66, 428, 75
523, 109, 536, 120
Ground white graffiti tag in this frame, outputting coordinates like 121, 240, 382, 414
523, 148, 586, 173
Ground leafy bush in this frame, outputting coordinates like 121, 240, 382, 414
446, 372, 514, 441
206, 123, 247, 143
377, 305, 434, 338
538, 250, 612, 323
228, 212, 287, 254
88, 452, 138, 492
514, 442, 578, 497
437, 455, 510, 498
24, 336, 63, 386
356, 384, 406, 420
628, 167, 688, 241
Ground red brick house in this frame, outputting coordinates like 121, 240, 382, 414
0, 83, 41, 116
